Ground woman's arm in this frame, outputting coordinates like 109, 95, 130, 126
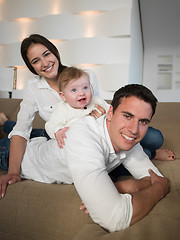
8, 135, 27, 176
0, 135, 27, 198
0, 82, 37, 197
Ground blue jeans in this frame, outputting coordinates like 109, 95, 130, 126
0, 120, 50, 170
140, 126, 164, 160
110, 126, 164, 177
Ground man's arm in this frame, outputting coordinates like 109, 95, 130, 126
130, 169, 170, 225
123, 144, 163, 179
114, 176, 151, 194
80, 176, 151, 214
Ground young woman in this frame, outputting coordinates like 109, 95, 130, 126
0, 34, 104, 198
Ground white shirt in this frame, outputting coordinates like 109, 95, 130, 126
20, 115, 162, 232
9, 69, 99, 140
45, 96, 108, 139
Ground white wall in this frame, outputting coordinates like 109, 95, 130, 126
129, 0, 143, 84
140, 0, 180, 102
0, 0, 143, 100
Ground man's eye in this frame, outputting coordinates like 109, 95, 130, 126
72, 89, 76, 92
140, 120, 149, 125
124, 114, 131, 119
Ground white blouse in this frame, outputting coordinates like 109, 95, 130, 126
9, 69, 100, 140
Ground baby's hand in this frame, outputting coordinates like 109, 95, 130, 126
90, 104, 106, 119
55, 127, 69, 148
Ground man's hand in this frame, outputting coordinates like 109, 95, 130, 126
148, 169, 170, 197
130, 170, 170, 226
55, 127, 69, 148
0, 173, 21, 198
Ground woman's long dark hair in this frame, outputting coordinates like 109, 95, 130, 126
21, 34, 67, 76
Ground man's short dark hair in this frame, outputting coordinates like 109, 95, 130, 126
111, 84, 158, 117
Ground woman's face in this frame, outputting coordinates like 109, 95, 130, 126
27, 43, 59, 81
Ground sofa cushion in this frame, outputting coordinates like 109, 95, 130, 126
0, 170, 93, 240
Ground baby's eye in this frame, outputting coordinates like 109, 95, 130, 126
72, 89, 76, 92
83, 86, 88, 90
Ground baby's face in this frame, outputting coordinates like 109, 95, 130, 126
60, 75, 92, 109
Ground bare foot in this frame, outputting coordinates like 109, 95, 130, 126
0, 112, 8, 126
154, 149, 175, 161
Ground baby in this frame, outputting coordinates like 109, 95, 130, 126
45, 67, 108, 148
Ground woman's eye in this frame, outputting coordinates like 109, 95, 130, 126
32, 59, 39, 64
72, 89, 76, 92
44, 52, 50, 57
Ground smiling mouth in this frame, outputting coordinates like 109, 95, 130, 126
121, 133, 136, 141
44, 64, 54, 72
78, 98, 86, 102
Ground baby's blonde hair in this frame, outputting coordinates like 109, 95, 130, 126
58, 67, 90, 91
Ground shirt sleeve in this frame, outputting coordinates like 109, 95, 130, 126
84, 69, 100, 97
64, 122, 133, 232
122, 144, 163, 178
8, 80, 38, 140
92, 96, 110, 112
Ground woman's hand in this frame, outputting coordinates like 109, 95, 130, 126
55, 127, 69, 148
89, 104, 106, 119
0, 173, 21, 198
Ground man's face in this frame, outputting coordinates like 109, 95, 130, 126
106, 96, 153, 153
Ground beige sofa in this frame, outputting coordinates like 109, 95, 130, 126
0, 98, 180, 240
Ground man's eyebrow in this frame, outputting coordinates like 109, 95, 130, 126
141, 118, 151, 123
121, 111, 151, 122
121, 111, 134, 116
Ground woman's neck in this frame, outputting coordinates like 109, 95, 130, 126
46, 78, 59, 93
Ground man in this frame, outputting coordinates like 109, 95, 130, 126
63, 84, 169, 231
14, 84, 171, 232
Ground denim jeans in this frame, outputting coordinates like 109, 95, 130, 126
0, 120, 50, 170
110, 126, 164, 177
140, 126, 164, 160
